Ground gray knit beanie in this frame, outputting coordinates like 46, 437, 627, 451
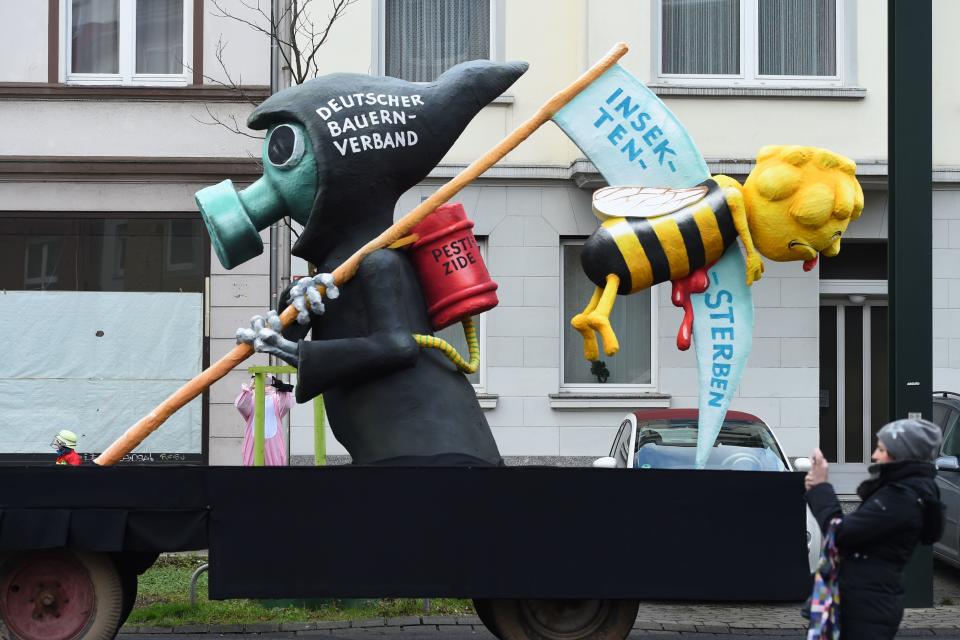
876, 418, 943, 462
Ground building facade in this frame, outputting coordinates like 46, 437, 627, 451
1, 0, 958, 492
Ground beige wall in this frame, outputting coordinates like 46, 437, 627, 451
0, 1, 47, 82
934, 0, 960, 166
0, 101, 261, 157
203, 1, 272, 86
306, 0, 891, 169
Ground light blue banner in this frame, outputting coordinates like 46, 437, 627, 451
553, 64, 709, 187
691, 249, 755, 469
553, 63, 753, 467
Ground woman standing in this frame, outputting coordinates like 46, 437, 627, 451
805, 418, 945, 639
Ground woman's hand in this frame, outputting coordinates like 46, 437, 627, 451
805, 447, 829, 490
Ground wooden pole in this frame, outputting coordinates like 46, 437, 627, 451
94, 42, 629, 466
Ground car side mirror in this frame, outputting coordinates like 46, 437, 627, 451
592, 456, 617, 469
936, 455, 960, 471
793, 457, 812, 473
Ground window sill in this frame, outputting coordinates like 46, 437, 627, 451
548, 393, 671, 410
647, 85, 866, 99
490, 93, 514, 105
477, 393, 498, 410
0, 83, 271, 102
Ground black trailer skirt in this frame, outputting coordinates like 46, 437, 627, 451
0, 466, 810, 601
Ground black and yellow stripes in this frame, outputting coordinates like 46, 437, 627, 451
580, 179, 737, 293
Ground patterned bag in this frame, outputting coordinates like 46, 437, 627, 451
807, 517, 842, 640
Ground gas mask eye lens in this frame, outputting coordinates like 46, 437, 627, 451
267, 124, 304, 168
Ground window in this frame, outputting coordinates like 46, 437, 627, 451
66, 0, 191, 85
380, 0, 495, 81
561, 242, 655, 390
0, 215, 206, 292
657, 0, 843, 86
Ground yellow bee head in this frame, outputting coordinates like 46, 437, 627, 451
742, 145, 864, 263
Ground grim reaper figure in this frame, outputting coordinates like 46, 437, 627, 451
197, 61, 527, 466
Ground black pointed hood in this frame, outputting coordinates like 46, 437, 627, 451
247, 59, 528, 265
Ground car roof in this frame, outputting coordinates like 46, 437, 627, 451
632, 409, 763, 423
934, 392, 960, 411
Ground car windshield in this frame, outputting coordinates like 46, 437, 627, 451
632, 419, 789, 471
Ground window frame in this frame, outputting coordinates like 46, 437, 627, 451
653, 0, 848, 88
62, 0, 193, 86
559, 239, 659, 393
374, 0, 503, 79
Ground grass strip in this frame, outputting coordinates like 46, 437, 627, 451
128, 554, 475, 626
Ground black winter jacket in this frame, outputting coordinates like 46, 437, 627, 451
805, 461, 942, 640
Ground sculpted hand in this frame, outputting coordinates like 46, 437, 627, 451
804, 447, 829, 490
236, 311, 301, 367
289, 273, 339, 325
745, 252, 764, 286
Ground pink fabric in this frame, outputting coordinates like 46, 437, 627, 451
235, 383, 293, 466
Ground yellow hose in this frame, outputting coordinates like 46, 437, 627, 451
413, 316, 480, 374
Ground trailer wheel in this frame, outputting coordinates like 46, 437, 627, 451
482, 598, 640, 640
0, 550, 123, 640
472, 599, 503, 639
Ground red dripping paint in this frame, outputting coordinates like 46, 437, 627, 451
803, 255, 819, 272
671, 265, 712, 351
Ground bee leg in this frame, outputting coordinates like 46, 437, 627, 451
587, 273, 621, 357
571, 287, 602, 361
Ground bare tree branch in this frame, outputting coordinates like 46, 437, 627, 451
193, 104, 265, 139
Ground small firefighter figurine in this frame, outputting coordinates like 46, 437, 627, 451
52, 429, 82, 466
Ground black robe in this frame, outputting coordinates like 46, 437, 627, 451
806, 461, 943, 640
248, 61, 527, 466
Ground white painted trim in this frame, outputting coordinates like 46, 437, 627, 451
477, 394, 498, 410
648, 85, 865, 99
819, 279, 888, 296
558, 239, 659, 393
548, 395, 671, 410
64, 0, 192, 86
653, 0, 847, 89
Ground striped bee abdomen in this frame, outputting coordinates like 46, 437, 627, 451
581, 179, 738, 294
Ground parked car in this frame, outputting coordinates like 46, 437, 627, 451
592, 409, 821, 572
933, 391, 960, 568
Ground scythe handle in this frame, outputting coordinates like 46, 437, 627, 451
94, 42, 629, 466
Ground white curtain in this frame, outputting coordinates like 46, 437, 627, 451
136, 0, 183, 74
71, 0, 119, 73
563, 245, 652, 386
758, 0, 836, 76
661, 0, 740, 75
385, 0, 490, 82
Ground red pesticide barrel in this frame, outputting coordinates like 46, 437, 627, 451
409, 203, 498, 331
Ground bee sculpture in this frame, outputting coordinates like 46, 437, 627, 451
572, 145, 864, 361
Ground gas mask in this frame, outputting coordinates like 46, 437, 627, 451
195, 123, 318, 269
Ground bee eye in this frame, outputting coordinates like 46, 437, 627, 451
267, 124, 304, 168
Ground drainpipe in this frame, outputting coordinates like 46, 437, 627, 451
269, 0, 294, 462
268, 0, 291, 324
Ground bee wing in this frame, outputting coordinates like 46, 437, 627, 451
592, 185, 709, 220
